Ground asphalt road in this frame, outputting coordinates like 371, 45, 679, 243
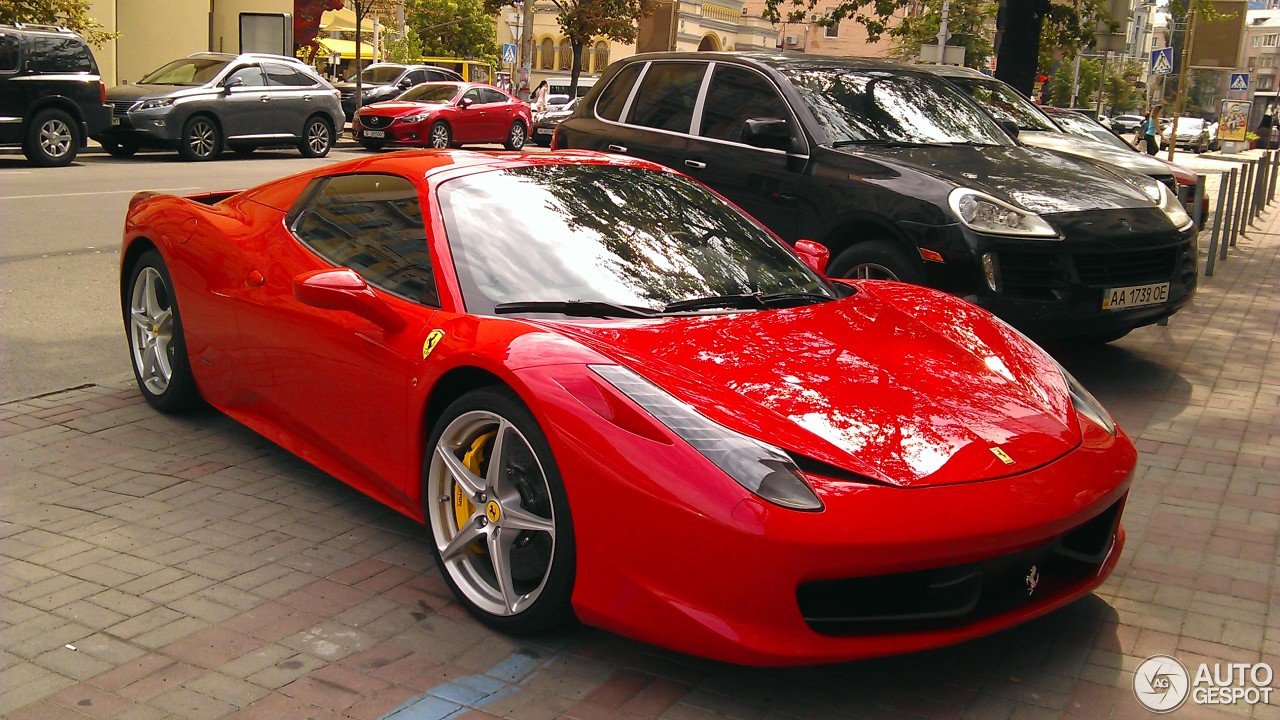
0, 143, 543, 402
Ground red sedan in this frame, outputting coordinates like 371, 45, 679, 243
352, 82, 532, 151
120, 150, 1135, 666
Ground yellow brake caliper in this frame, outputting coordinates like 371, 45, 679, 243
454, 431, 495, 531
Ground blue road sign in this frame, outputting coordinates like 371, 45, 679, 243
502, 43, 518, 64
1230, 73, 1250, 92
1150, 47, 1173, 75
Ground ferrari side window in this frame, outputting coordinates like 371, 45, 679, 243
290, 173, 439, 307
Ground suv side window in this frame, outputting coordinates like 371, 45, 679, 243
31, 36, 94, 73
596, 62, 642, 121
699, 65, 791, 144
291, 174, 438, 306
263, 61, 309, 86
226, 65, 267, 86
404, 69, 427, 85
627, 62, 706, 133
0, 34, 19, 72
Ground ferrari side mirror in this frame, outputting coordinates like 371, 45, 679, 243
794, 239, 829, 276
293, 268, 405, 332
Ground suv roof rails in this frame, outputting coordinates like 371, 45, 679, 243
237, 52, 307, 65
10, 22, 78, 34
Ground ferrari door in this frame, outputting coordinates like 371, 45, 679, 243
236, 172, 438, 506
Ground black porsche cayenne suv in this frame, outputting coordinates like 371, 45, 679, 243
554, 53, 1198, 344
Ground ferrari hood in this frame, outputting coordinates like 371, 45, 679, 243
544, 284, 1080, 488
839, 144, 1154, 215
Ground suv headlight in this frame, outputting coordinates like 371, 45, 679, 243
948, 189, 1059, 238
136, 98, 175, 111
1155, 180, 1193, 231
590, 365, 824, 511
1057, 364, 1116, 435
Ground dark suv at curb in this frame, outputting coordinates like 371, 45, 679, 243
0, 24, 111, 166
555, 52, 1198, 343
336, 63, 464, 121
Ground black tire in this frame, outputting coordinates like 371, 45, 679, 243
122, 249, 200, 412
101, 139, 140, 158
229, 144, 256, 156
827, 240, 925, 284
24, 108, 80, 167
428, 121, 452, 149
424, 387, 575, 634
299, 115, 334, 158
504, 120, 527, 150
178, 115, 222, 161
359, 139, 385, 152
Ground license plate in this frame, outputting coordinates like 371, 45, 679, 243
111, 117, 120, 126
1102, 282, 1169, 310
536, 128, 554, 135
363, 129, 384, 138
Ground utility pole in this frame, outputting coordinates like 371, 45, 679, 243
519, 0, 534, 100
937, 0, 950, 65
1168, 4, 1197, 162
1071, 53, 1082, 107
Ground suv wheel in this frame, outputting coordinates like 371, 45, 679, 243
25, 109, 80, 167
828, 240, 924, 284
179, 116, 222, 161
300, 116, 334, 158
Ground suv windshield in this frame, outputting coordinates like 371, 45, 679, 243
951, 78, 1058, 132
348, 65, 403, 84
440, 165, 833, 315
398, 83, 458, 103
139, 58, 229, 86
781, 68, 1011, 146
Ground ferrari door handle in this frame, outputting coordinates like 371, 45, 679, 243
246, 270, 264, 287
607, 144, 627, 153
684, 159, 706, 170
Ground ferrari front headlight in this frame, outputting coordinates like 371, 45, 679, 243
948, 189, 1059, 238
590, 365, 823, 511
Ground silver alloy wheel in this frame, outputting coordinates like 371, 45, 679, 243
430, 123, 450, 148
850, 262, 901, 280
39, 117, 73, 159
307, 120, 330, 153
187, 120, 217, 158
427, 411, 556, 617
510, 123, 525, 148
128, 267, 175, 396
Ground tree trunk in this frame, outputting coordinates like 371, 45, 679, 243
355, 5, 365, 112
994, 0, 1049, 97
570, 41, 584, 98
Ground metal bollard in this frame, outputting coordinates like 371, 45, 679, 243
1205, 171, 1228, 276
1271, 150, 1280, 202
1191, 174, 1206, 232
1253, 158, 1267, 219
1238, 162, 1253, 235
1224, 167, 1239, 252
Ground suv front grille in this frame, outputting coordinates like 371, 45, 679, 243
111, 100, 135, 115
1074, 248, 1177, 286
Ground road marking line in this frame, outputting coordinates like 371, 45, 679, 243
0, 187, 199, 201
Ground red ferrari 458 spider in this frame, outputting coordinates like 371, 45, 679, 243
120, 150, 1135, 666
352, 82, 533, 151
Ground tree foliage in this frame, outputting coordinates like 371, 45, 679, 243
0, 0, 115, 46
383, 25, 425, 64
886, 0, 995, 70
406, 0, 499, 66
295, 0, 346, 61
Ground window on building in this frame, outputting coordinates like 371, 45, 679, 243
1263, 54, 1277, 69
559, 39, 572, 70
592, 41, 610, 73
539, 38, 554, 69
1265, 34, 1278, 47
1249, 56, 1259, 71
1259, 75, 1274, 91
291, 174, 437, 307
825, 20, 839, 37
1254, 36, 1262, 47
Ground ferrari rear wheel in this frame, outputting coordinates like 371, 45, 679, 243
424, 388, 574, 633
428, 121, 452, 149
124, 250, 200, 412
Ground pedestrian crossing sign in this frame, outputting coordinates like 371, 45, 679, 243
1150, 47, 1173, 75
502, 43, 518, 65
1230, 73, 1249, 92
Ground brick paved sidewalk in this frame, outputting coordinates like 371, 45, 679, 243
2, 212, 1278, 719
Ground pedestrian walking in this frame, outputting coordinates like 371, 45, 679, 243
533, 80, 550, 114
1136, 104, 1163, 156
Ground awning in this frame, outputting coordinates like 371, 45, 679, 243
318, 37, 377, 60
320, 8, 377, 33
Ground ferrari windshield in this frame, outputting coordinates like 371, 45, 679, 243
440, 165, 834, 316
397, 83, 459, 103
781, 68, 1011, 146
139, 58, 230, 86
949, 78, 1059, 132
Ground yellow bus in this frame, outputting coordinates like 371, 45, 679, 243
417, 58, 493, 84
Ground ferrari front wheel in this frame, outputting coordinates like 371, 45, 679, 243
424, 388, 575, 633
124, 250, 200, 412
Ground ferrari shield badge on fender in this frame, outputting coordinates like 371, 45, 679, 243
1025, 565, 1040, 595
990, 447, 1014, 465
422, 329, 445, 360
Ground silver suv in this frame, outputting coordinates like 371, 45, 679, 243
96, 52, 342, 161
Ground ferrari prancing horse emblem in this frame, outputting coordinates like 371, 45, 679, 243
422, 329, 445, 359
485, 500, 502, 523
990, 446, 1014, 465
1025, 565, 1039, 596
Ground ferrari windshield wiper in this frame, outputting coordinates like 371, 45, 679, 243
662, 291, 833, 313
492, 300, 658, 318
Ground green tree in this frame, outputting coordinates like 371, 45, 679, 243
407, 0, 499, 67
0, 0, 115, 45
383, 25, 426, 64
887, 0, 996, 71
